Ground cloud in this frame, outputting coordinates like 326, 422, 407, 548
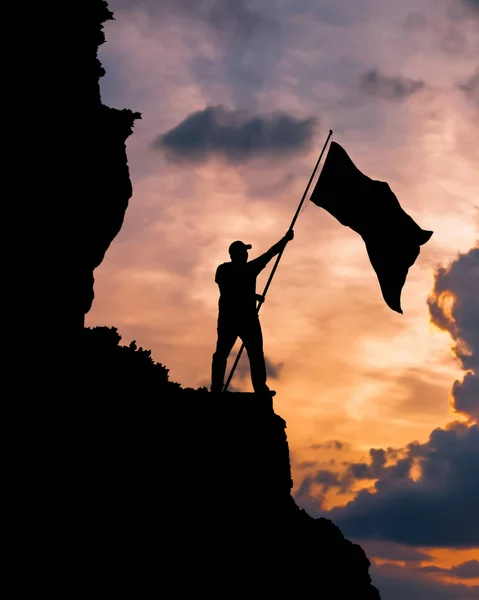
347, 448, 388, 480
265, 356, 284, 379
246, 172, 297, 199
296, 445, 411, 501
450, 559, 479, 578
440, 29, 469, 55
428, 246, 479, 421
203, 0, 271, 38
310, 440, 344, 450
458, 69, 479, 107
109, 0, 282, 107
363, 368, 453, 418
295, 468, 342, 503
371, 563, 479, 600
447, 0, 479, 20
325, 422, 479, 547
311, 0, 373, 27
419, 559, 479, 579
461, 0, 479, 13
234, 353, 283, 382
109, 0, 268, 35
361, 540, 433, 564
360, 69, 425, 100
154, 105, 317, 163
402, 12, 427, 32
296, 460, 319, 469
313, 469, 342, 489
226, 347, 284, 392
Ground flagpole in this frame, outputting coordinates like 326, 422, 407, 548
223, 129, 333, 392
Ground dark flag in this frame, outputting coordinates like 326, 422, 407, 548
310, 141, 433, 314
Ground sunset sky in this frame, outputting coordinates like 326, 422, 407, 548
88, 1, 479, 597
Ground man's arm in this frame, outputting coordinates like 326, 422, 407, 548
215, 264, 226, 286
249, 229, 294, 274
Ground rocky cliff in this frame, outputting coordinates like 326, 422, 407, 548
69, 388, 381, 597
161, 389, 382, 598
12, 1, 140, 367
65, 1, 141, 328
72, 327, 382, 597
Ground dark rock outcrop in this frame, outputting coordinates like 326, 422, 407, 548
164, 390, 381, 598
13, 1, 140, 374
70, 327, 382, 597
68, 389, 381, 597
65, 2, 141, 328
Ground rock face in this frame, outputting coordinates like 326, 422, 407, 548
9, 1, 140, 390
161, 390, 382, 598
69, 2, 141, 327
55, 385, 381, 597
16, 2, 140, 355
76, 328, 381, 597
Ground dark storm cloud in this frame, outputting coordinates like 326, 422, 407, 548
419, 559, 479, 579
428, 246, 479, 420
371, 563, 479, 600
449, 560, 479, 578
458, 70, 479, 107
326, 423, 479, 547
154, 106, 317, 163
361, 541, 433, 564
296, 422, 479, 547
348, 448, 388, 480
313, 469, 342, 490
295, 469, 342, 503
360, 69, 425, 100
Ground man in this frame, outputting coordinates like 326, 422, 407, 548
211, 229, 295, 394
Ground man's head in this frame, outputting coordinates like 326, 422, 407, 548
229, 240, 252, 263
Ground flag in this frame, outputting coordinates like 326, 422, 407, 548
310, 141, 433, 313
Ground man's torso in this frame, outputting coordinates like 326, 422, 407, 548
216, 262, 259, 315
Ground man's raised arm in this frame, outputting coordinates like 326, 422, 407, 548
249, 229, 294, 273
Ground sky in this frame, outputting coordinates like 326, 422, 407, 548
88, 1, 479, 597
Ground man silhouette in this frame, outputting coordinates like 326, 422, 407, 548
211, 229, 294, 394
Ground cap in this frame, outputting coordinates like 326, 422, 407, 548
228, 240, 252, 255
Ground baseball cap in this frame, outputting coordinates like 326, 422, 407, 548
228, 240, 252, 254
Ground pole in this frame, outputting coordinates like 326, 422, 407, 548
223, 129, 333, 392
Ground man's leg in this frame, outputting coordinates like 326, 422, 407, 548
211, 316, 237, 393
240, 316, 270, 394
